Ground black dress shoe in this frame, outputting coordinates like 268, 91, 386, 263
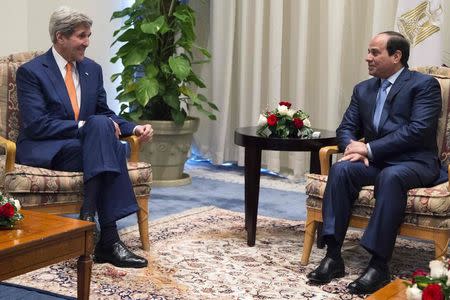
94, 241, 148, 268
347, 266, 390, 294
307, 256, 345, 284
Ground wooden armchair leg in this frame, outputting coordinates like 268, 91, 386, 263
136, 195, 150, 251
433, 231, 449, 259
301, 212, 319, 266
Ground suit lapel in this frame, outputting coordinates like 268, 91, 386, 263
42, 49, 75, 119
378, 68, 411, 130
77, 61, 89, 120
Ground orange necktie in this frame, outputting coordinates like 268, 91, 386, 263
65, 63, 79, 120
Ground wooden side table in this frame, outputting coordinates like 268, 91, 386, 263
234, 126, 336, 246
367, 279, 408, 299
0, 210, 95, 300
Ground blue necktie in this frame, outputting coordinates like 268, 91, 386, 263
373, 80, 392, 130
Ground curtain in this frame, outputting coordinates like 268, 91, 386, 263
190, 0, 449, 179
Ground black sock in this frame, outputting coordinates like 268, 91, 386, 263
99, 222, 120, 249
324, 236, 342, 259
369, 255, 389, 273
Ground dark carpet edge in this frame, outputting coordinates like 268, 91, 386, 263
0, 282, 75, 300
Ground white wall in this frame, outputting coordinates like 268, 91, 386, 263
1, 0, 131, 112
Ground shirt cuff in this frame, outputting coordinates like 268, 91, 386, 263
132, 126, 138, 135
366, 143, 374, 160
78, 120, 86, 128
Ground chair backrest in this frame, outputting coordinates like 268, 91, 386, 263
0, 51, 44, 143
412, 67, 450, 167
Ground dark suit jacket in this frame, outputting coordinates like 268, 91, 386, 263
336, 68, 442, 175
16, 48, 135, 169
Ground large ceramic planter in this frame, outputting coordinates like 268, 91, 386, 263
138, 117, 199, 186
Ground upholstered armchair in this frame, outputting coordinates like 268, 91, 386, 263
301, 66, 450, 265
0, 51, 151, 251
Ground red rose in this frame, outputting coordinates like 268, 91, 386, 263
411, 269, 428, 283
267, 114, 278, 126
0, 202, 15, 218
278, 101, 292, 109
293, 118, 304, 128
422, 283, 444, 300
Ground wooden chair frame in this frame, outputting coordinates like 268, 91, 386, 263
301, 146, 450, 266
0, 134, 150, 251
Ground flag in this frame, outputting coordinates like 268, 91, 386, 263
395, 0, 443, 67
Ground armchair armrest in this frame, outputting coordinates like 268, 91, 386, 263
0, 136, 16, 173
319, 145, 340, 175
0, 134, 140, 175
120, 135, 140, 163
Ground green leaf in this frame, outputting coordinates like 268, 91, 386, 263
168, 56, 191, 81
171, 108, 187, 125
113, 24, 131, 37
179, 86, 199, 104
120, 103, 129, 113
128, 107, 143, 122
163, 90, 180, 110
117, 28, 138, 42
111, 7, 131, 20
110, 73, 121, 82
173, 11, 190, 23
135, 77, 159, 107
110, 56, 120, 64
186, 72, 206, 89
193, 103, 217, 120
124, 82, 137, 93
116, 42, 135, 57
141, 16, 165, 34
197, 93, 208, 102
145, 64, 159, 78
122, 47, 149, 66
193, 44, 211, 58
160, 63, 172, 75
187, 72, 206, 88
159, 20, 171, 34
207, 101, 219, 111
116, 91, 136, 103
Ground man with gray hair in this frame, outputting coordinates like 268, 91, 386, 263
15, 6, 153, 268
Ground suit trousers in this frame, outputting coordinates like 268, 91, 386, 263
51, 115, 138, 225
321, 160, 438, 260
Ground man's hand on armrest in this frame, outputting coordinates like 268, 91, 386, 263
133, 124, 154, 143
339, 139, 369, 166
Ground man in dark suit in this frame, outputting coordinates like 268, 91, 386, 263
16, 7, 153, 268
307, 31, 443, 294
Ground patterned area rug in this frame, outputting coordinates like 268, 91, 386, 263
6, 206, 434, 299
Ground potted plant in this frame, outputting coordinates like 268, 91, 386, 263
110, 0, 217, 185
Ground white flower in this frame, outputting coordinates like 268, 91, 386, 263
406, 284, 422, 300
257, 114, 267, 126
277, 105, 289, 116
430, 259, 447, 278
13, 199, 21, 211
303, 118, 311, 127
286, 109, 295, 118
446, 270, 450, 286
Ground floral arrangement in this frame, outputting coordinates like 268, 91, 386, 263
406, 257, 450, 300
257, 101, 313, 138
0, 193, 23, 228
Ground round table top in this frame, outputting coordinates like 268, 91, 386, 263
234, 126, 337, 151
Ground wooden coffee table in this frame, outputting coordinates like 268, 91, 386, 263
0, 210, 95, 300
367, 279, 408, 299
